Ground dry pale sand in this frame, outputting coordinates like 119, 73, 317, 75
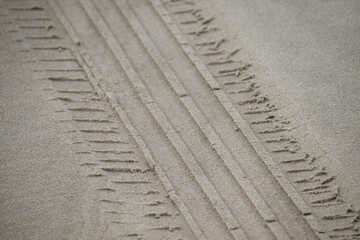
0, 0, 359, 239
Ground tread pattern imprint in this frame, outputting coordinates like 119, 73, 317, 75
1, 0, 359, 239
0, 1, 194, 239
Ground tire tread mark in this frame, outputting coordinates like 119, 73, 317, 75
114, 1, 290, 239
47, 0, 205, 239
74, 49, 207, 240
46, 0, 80, 45
149, 0, 330, 239
76, 0, 246, 238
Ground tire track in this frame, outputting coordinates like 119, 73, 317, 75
47, 0, 316, 236
9, 0, 358, 239
76, 0, 248, 238
149, 0, 328, 238
72, 48, 206, 240
112, 1, 290, 239
6, 0, 196, 239
149, 0, 359, 239
45, 51, 191, 239
48, 0, 234, 239
49, 2, 238, 239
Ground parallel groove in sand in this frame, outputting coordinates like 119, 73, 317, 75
46, 0, 204, 239
113, 0, 290, 239
74, 49, 206, 240
29, 28, 187, 240
155, 2, 360, 238
76, 0, 247, 238
149, 0, 330, 239
12, 0, 359, 238
50, 0, 244, 238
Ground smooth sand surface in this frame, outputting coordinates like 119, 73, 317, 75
0, 39, 87, 239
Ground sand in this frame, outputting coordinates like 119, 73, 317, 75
0, 0, 359, 239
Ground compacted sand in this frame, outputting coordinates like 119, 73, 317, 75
1, 0, 359, 239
